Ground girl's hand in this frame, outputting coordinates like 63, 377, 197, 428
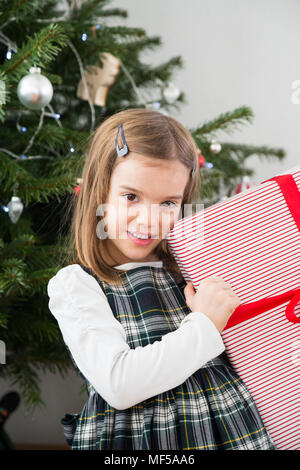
183, 276, 241, 333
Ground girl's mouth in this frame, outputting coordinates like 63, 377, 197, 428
127, 231, 154, 246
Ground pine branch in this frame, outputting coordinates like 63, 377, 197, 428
1, 23, 69, 80
0, 0, 45, 26
0, 311, 9, 328
220, 142, 285, 160
71, 0, 118, 21
96, 7, 128, 19
191, 106, 254, 137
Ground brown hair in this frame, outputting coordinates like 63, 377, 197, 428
59, 108, 200, 285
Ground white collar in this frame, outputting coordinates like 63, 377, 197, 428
114, 260, 163, 270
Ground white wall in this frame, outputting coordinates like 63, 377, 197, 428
2, 0, 300, 447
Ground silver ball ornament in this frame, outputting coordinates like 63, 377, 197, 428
209, 140, 222, 154
17, 66, 53, 110
7, 196, 24, 223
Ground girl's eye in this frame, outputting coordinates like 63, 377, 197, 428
161, 200, 177, 208
123, 194, 177, 207
123, 193, 138, 202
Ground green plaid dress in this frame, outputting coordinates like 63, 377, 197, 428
61, 263, 276, 450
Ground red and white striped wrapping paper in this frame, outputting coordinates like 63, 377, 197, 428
166, 166, 300, 450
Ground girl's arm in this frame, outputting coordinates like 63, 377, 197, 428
47, 264, 225, 411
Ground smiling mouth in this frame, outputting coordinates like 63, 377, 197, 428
128, 232, 151, 239
126, 231, 153, 245
127, 231, 160, 239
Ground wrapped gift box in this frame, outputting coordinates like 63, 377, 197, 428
166, 165, 300, 450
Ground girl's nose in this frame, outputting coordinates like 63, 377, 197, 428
134, 204, 159, 233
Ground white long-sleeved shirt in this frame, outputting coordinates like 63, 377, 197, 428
47, 261, 225, 410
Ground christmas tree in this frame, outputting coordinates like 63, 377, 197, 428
0, 0, 285, 414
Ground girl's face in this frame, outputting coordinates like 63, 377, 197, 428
100, 152, 190, 266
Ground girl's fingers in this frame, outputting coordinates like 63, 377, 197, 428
184, 282, 195, 295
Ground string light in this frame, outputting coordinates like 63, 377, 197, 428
1, 205, 9, 213
6, 50, 12, 60
68, 41, 95, 132
119, 60, 148, 108
81, 33, 87, 41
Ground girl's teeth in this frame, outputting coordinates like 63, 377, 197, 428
130, 232, 149, 239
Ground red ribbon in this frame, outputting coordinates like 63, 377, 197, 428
263, 174, 300, 233
224, 287, 300, 331
223, 173, 300, 331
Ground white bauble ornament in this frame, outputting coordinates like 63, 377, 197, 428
17, 66, 53, 110
162, 82, 180, 103
209, 140, 222, 154
7, 196, 24, 223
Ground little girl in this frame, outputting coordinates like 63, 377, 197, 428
47, 108, 276, 451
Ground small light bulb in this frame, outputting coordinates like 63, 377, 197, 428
21, 126, 27, 132
70, 147, 75, 153
2, 205, 9, 212
81, 33, 87, 41
21, 154, 27, 159
54, 113, 60, 119
6, 50, 12, 60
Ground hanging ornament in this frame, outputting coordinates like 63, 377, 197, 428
77, 52, 120, 106
162, 82, 180, 103
74, 178, 83, 195
209, 140, 222, 154
197, 148, 206, 167
17, 66, 53, 110
7, 196, 24, 223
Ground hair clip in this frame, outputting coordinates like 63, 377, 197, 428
115, 123, 129, 157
